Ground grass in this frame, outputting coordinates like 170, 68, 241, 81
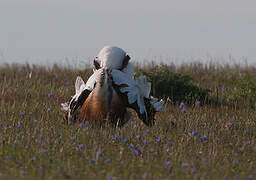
0, 63, 255, 180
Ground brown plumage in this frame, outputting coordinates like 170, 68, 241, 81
79, 69, 128, 127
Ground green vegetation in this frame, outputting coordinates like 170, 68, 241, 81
0, 63, 255, 180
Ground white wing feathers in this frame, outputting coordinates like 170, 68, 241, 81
111, 69, 151, 114
85, 69, 102, 91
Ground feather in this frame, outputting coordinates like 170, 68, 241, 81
111, 69, 151, 114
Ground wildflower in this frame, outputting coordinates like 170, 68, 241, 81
179, 102, 185, 108
152, 152, 158, 156
40, 149, 47, 154
108, 176, 114, 180
55, 75, 59, 79
129, 144, 134, 149
20, 170, 26, 175
248, 175, 253, 180
137, 146, 143, 152
181, 162, 189, 168
211, 132, 215, 136
191, 130, 199, 136
181, 107, 186, 113
216, 138, 220, 143
105, 158, 111, 163
96, 152, 102, 158
246, 141, 251, 146
8, 155, 13, 160
47, 108, 51, 112
191, 168, 197, 174
135, 135, 141, 140
194, 67, 199, 73
156, 137, 161, 143
18, 132, 23, 137
199, 135, 207, 143
131, 149, 138, 155
142, 173, 147, 179
119, 135, 123, 140
19, 112, 25, 117
90, 159, 96, 164
123, 138, 128, 144
31, 157, 37, 162
232, 160, 238, 166
221, 87, 225, 93
143, 139, 148, 145
71, 137, 76, 142
168, 141, 173, 147
78, 145, 84, 150
165, 161, 171, 168
17, 121, 23, 127
65, 82, 70, 86
47, 94, 53, 98
145, 129, 149, 134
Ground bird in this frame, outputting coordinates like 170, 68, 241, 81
61, 46, 165, 127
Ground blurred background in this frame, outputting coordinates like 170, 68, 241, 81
0, 0, 255, 66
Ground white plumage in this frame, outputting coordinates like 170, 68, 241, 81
61, 46, 165, 126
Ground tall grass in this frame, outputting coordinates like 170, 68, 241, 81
0, 63, 255, 180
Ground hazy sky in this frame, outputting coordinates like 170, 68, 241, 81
0, 0, 256, 65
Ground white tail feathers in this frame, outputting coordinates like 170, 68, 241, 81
150, 96, 165, 112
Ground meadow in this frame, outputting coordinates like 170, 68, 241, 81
0, 62, 255, 180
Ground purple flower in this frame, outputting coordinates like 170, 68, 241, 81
130, 121, 135, 127
199, 135, 207, 143
17, 121, 23, 127
47, 108, 51, 112
165, 161, 171, 168
248, 175, 254, 180
143, 139, 148, 145
191, 168, 197, 174
55, 75, 59, 79
19, 112, 25, 117
47, 94, 53, 98
119, 135, 123, 140
90, 159, 96, 164
142, 173, 147, 179
221, 87, 225, 93
152, 152, 158, 156
8, 155, 13, 160
71, 137, 76, 142
78, 145, 84, 150
131, 149, 138, 155
211, 132, 215, 136
145, 129, 149, 134
123, 138, 128, 144
246, 141, 251, 146
96, 152, 102, 158
168, 141, 173, 147
156, 137, 161, 143
135, 135, 141, 140
110, 135, 116, 141
181, 107, 186, 113
18, 132, 23, 137
232, 160, 238, 166
192, 130, 199, 136
20, 170, 26, 175
194, 67, 199, 73
129, 144, 134, 149
105, 158, 111, 163
181, 162, 189, 168
31, 157, 37, 161
216, 138, 220, 143
137, 146, 143, 152
40, 149, 47, 154
108, 176, 114, 180
179, 102, 185, 108
65, 82, 70, 86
